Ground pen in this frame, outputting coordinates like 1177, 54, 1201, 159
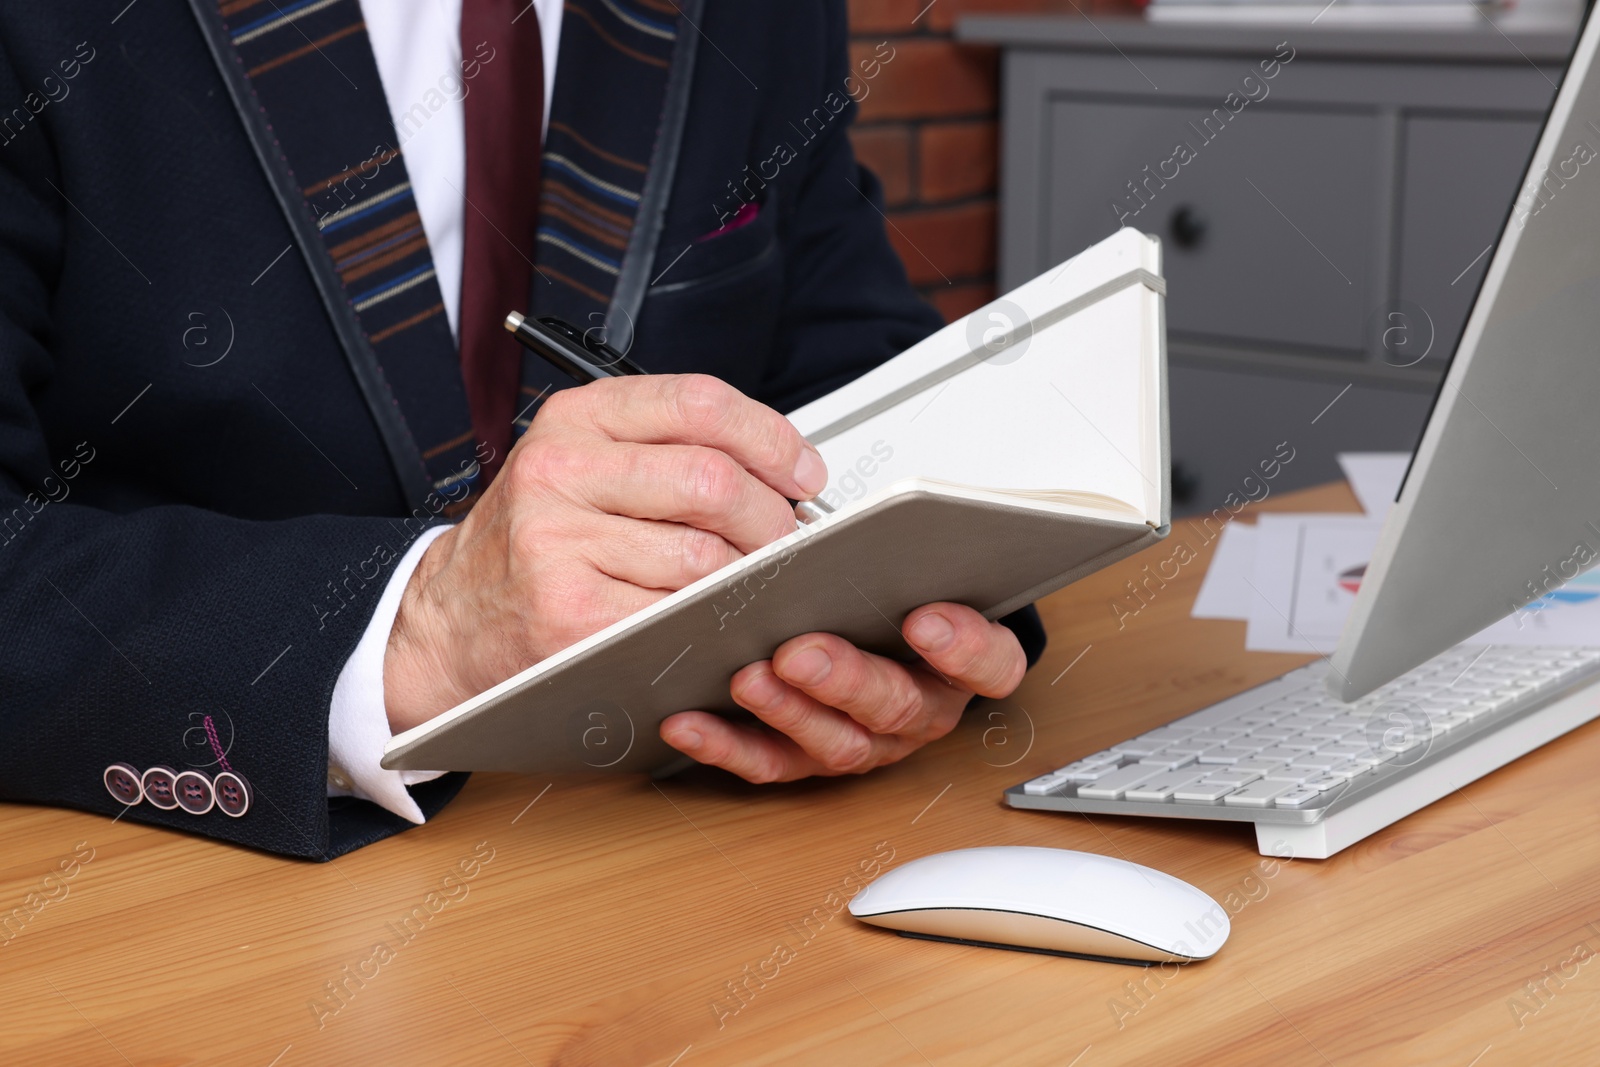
504, 311, 834, 525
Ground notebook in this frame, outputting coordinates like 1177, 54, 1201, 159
383, 228, 1170, 775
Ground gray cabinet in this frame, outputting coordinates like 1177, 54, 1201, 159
960, 16, 1571, 512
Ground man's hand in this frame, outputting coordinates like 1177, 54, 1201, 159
659, 603, 1026, 781
383, 374, 828, 734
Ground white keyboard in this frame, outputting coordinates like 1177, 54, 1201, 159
1006, 645, 1600, 858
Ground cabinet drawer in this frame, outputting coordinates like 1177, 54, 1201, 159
1168, 362, 1435, 515
1395, 115, 1541, 368
1045, 99, 1381, 355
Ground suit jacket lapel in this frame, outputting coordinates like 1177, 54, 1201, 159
519, 0, 703, 427
190, 0, 706, 471
187, 0, 481, 507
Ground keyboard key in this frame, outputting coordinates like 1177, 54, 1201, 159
1077, 764, 1169, 800
1199, 770, 1261, 787
1110, 740, 1163, 757
1230, 759, 1288, 775
1262, 766, 1319, 784
1173, 781, 1238, 803
1303, 775, 1350, 793
1248, 725, 1296, 740
1323, 716, 1368, 732
1137, 750, 1199, 770
1137, 726, 1200, 743
1152, 741, 1212, 755
1196, 746, 1260, 765
1455, 701, 1499, 720
1059, 763, 1126, 782
1275, 788, 1324, 808
1368, 718, 1428, 747
1124, 770, 1209, 802
1022, 774, 1069, 795
1181, 734, 1237, 747
1277, 737, 1323, 752
1277, 716, 1328, 731
1289, 753, 1347, 770
1224, 780, 1298, 807
1251, 746, 1304, 764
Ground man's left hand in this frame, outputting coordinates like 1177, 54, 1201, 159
659, 603, 1026, 781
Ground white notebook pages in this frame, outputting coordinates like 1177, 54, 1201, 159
791, 227, 1164, 527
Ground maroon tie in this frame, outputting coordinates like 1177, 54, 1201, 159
459, 0, 543, 488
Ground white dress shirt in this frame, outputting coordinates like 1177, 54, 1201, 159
328, 0, 565, 824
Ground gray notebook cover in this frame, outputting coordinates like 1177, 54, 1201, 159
383, 489, 1168, 775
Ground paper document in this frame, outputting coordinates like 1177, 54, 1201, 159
1336, 452, 1410, 517
1243, 513, 1600, 652
1191, 523, 1258, 620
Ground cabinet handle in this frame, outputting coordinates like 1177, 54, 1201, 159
1169, 205, 1207, 250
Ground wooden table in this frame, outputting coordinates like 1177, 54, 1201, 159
6, 483, 1599, 1066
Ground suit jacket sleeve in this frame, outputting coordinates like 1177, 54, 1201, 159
0, 94, 464, 860
752, 1, 1047, 669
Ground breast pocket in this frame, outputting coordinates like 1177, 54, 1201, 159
631, 190, 784, 394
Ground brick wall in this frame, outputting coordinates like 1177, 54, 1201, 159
847, 0, 1139, 324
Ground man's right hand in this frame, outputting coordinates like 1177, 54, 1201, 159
381, 374, 828, 734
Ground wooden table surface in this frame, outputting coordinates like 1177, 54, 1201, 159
6, 482, 1599, 1066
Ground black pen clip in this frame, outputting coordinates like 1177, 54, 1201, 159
537, 317, 644, 376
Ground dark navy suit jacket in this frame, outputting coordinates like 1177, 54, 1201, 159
0, 1, 1043, 859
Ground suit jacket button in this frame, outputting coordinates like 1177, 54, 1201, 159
103, 763, 143, 806
141, 765, 179, 810
173, 770, 215, 815
213, 771, 251, 817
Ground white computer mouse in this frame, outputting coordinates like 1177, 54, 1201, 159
848, 846, 1229, 963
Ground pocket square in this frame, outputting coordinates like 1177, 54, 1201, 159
699, 200, 759, 243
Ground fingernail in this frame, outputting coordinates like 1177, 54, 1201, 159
671, 728, 703, 752
784, 646, 832, 687
908, 612, 954, 653
793, 447, 827, 497
740, 672, 786, 710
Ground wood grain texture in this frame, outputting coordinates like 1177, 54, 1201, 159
5, 482, 1599, 1066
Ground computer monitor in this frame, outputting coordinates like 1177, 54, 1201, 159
1331, 6, 1600, 700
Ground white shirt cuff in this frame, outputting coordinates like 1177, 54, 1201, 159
327, 524, 452, 824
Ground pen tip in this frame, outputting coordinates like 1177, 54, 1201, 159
504, 311, 524, 333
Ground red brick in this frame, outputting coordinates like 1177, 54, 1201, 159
918, 120, 997, 203
927, 282, 997, 323
884, 200, 996, 286
850, 125, 914, 207
852, 40, 997, 122
848, 0, 928, 33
